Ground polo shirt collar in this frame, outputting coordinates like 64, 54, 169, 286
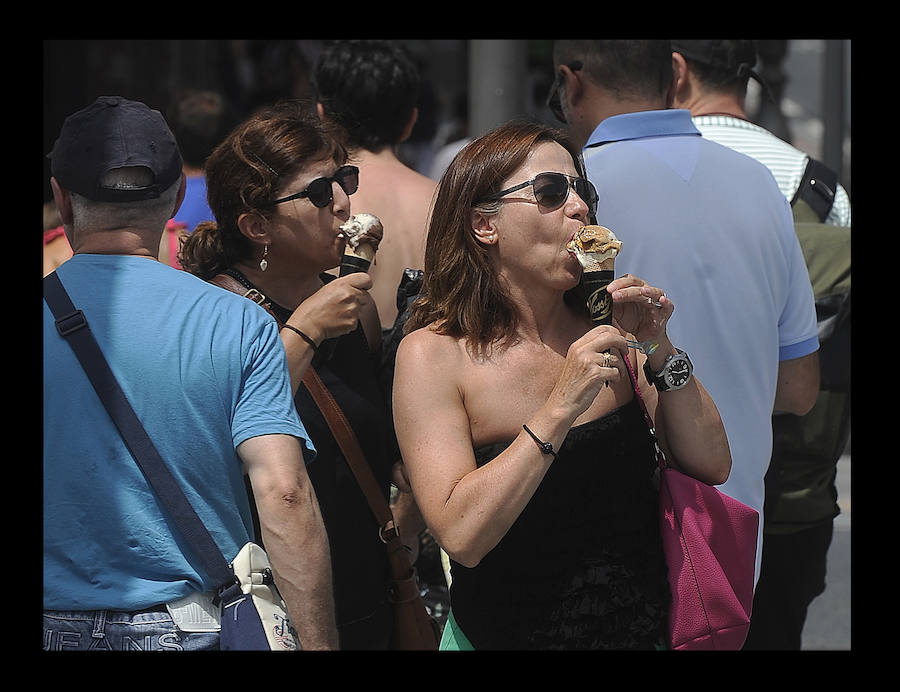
584, 109, 700, 149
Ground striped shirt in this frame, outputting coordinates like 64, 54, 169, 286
693, 114, 851, 227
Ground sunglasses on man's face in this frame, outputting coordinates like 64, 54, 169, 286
268, 165, 359, 208
481, 171, 598, 217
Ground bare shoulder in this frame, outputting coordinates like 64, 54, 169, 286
396, 324, 462, 368
395, 327, 470, 402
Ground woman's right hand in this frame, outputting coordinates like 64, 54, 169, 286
548, 324, 627, 420
286, 273, 373, 345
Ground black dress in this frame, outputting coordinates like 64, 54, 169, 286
231, 270, 396, 649
448, 398, 670, 650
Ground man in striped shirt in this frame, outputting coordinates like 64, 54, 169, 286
670, 40, 851, 227
672, 40, 850, 650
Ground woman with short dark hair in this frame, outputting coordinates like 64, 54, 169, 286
180, 100, 404, 649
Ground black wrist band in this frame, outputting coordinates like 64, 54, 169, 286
523, 424, 557, 459
281, 323, 318, 352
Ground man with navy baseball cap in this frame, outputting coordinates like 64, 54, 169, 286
49, 95, 185, 203
43, 97, 339, 651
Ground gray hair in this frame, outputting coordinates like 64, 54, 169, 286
69, 166, 181, 231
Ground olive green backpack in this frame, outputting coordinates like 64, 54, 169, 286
765, 158, 851, 532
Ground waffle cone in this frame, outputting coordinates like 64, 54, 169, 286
344, 242, 376, 262
340, 242, 376, 276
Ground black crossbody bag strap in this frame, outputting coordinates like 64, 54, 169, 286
43, 271, 238, 599
791, 156, 838, 222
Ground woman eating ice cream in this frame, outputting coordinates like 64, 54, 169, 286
179, 101, 417, 649
392, 120, 731, 650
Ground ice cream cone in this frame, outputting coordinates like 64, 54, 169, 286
340, 242, 377, 276
566, 225, 622, 325
582, 268, 615, 326
338, 213, 383, 276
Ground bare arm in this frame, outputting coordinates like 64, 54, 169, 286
635, 343, 732, 485
238, 434, 339, 650
280, 273, 375, 393
393, 326, 613, 568
608, 275, 732, 485
774, 351, 820, 415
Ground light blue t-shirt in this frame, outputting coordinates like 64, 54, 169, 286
43, 254, 314, 611
583, 110, 819, 583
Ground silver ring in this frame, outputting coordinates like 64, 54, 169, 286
602, 352, 611, 367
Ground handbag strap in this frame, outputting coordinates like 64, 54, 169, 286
210, 270, 278, 319
43, 271, 238, 597
301, 366, 400, 541
208, 271, 400, 542
621, 348, 669, 470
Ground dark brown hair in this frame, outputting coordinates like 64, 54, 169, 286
178, 99, 347, 279
405, 119, 587, 355
553, 40, 673, 102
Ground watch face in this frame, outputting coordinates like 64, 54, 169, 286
665, 357, 691, 388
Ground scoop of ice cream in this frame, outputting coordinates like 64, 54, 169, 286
339, 213, 383, 251
566, 225, 622, 269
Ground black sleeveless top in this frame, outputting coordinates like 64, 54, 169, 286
230, 270, 395, 646
449, 398, 670, 650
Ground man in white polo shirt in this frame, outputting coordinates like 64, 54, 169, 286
549, 40, 821, 589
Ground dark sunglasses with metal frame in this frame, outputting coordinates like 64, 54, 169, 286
266, 164, 359, 208
546, 61, 582, 124
481, 171, 598, 217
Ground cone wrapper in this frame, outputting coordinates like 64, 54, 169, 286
583, 268, 615, 326
340, 242, 377, 276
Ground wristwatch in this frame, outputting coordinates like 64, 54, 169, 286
644, 348, 693, 391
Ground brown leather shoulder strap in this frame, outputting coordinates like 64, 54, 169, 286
209, 272, 278, 321
301, 366, 396, 536
210, 270, 397, 537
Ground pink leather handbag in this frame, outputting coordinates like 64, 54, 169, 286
624, 354, 759, 650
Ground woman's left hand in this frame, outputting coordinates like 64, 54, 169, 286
607, 273, 673, 343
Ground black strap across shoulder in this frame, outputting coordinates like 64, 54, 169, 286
43, 271, 238, 599
791, 157, 838, 222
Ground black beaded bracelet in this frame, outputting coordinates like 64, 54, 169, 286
522, 424, 558, 459
281, 323, 318, 352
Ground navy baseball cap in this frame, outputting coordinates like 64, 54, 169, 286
48, 96, 183, 202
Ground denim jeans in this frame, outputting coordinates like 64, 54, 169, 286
43, 608, 219, 651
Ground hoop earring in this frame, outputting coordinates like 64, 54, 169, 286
259, 245, 269, 272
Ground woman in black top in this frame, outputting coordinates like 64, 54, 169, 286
393, 121, 732, 649
180, 101, 415, 649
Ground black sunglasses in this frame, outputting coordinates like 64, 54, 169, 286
268, 165, 359, 208
481, 171, 598, 216
546, 61, 582, 124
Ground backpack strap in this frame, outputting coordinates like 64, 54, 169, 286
791, 157, 838, 223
